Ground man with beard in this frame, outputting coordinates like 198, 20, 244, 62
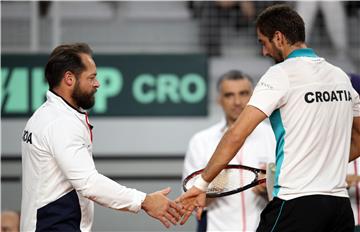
177, 4, 360, 232
20, 43, 182, 231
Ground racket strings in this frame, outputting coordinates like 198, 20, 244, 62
186, 169, 257, 194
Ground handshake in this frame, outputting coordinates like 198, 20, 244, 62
141, 186, 206, 228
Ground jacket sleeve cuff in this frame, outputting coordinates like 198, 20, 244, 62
128, 190, 147, 213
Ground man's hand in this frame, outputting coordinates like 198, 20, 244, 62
141, 187, 182, 228
346, 174, 360, 188
252, 182, 267, 197
252, 164, 268, 199
175, 186, 206, 225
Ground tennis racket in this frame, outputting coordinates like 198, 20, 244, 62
183, 164, 275, 198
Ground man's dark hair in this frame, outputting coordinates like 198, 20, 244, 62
45, 42, 93, 89
256, 4, 305, 45
216, 70, 254, 92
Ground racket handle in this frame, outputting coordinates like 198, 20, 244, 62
194, 175, 210, 192
266, 162, 276, 201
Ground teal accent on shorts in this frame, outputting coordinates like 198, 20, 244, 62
270, 201, 285, 232
354, 225, 360, 232
286, 48, 318, 59
269, 109, 286, 197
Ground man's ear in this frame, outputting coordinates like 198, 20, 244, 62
272, 31, 286, 48
63, 71, 75, 86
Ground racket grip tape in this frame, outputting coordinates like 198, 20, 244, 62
194, 175, 209, 192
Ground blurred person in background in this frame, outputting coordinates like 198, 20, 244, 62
193, 1, 256, 57
182, 70, 275, 231
20, 42, 182, 231
296, 1, 354, 70
1, 211, 20, 232
348, 73, 360, 232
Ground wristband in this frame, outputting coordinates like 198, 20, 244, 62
194, 175, 209, 192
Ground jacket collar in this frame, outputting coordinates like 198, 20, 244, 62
219, 118, 228, 134
286, 48, 318, 60
47, 90, 87, 116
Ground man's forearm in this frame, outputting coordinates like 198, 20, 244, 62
349, 117, 360, 162
201, 106, 267, 182
201, 127, 246, 182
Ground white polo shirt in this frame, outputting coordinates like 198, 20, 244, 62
248, 48, 360, 200
21, 91, 146, 231
183, 119, 275, 231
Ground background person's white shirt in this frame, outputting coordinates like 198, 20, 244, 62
183, 119, 275, 231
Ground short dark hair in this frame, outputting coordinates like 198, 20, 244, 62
45, 42, 93, 89
256, 4, 305, 45
216, 70, 254, 92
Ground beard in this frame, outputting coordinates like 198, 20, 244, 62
272, 48, 284, 64
271, 43, 285, 64
72, 81, 96, 110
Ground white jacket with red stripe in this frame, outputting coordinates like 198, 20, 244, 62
21, 90, 146, 231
